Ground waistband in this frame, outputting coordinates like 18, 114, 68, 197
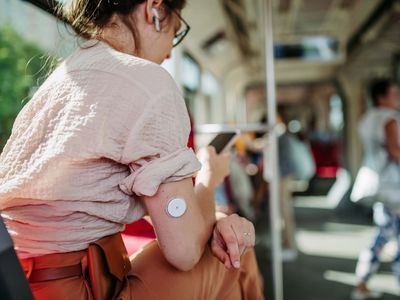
20, 249, 88, 283
19, 233, 129, 284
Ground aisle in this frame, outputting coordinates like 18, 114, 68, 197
254, 196, 400, 300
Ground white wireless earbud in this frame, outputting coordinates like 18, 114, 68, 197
151, 8, 161, 32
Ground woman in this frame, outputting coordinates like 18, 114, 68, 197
0, 0, 264, 299
351, 78, 400, 300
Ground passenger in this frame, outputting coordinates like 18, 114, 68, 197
247, 111, 314, 260
351, 78, 400, 300
0, 0, 264, 299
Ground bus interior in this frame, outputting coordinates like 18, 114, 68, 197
1, 0, 400, 299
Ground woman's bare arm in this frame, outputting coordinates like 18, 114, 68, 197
385, 119, 400, 161
143, 178, 216, 271
142, 146, 255, 271
142, 147, 228, 271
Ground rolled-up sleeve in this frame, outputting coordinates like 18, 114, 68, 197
119, 90, 201, 197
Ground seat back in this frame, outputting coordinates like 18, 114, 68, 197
0, 214, 34, 300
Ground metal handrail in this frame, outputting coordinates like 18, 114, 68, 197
195, 123, 271, 134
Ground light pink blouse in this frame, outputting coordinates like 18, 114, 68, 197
0, 40, 201, 257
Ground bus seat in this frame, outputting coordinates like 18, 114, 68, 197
0, 214, 34, 300
121, 218, 156, 256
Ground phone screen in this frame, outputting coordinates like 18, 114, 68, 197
208, 132, 238, 154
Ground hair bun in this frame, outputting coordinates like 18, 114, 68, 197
60, 0, 186, 40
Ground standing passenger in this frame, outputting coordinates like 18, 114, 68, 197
0, 0, 264, 299
352, 78, 400, 300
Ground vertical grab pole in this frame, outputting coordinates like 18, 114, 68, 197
263, 0, 283, 299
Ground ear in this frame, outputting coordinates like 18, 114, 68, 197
145, 0, 164, 24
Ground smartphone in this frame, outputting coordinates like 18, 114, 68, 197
208, 131, 239, 154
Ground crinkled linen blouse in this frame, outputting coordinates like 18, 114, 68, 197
0, 40, 201, 258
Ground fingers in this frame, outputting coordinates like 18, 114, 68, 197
220, 149, 231, 158
211, 229, 226, 259
241, 219, 256, 249
196, 145, 231, 189
215, 214, 256, 269
220, 151, 230, 168
230, 216, 255, 260
208, 145, 217, 154
248, 221, 256, 247
230, 214, 255, 248
196, 147, 210, 163
211, 240, 231, 268
210, 229, 232, 268
225, 226, 241, 268
199, 145, 229, 162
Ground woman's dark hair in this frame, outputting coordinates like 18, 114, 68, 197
59, 0, 186, 43
369, 78, 394, 107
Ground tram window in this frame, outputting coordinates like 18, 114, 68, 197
161, 49, 176, 78
181, 52, 201, 94
274, 36, 338, 61
202, 71, 219, 96
303, 37, 338, 60
329, 94, 344, 132
200, 71, 224, 124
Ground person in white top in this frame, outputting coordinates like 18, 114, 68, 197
351, 78, 400, 300
0, 0, 265, 299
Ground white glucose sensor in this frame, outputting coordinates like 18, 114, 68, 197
166, 197, 187, 218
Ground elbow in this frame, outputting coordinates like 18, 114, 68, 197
169, 257, 198, 272
387, 147, 400, 161
164, 244, 203, 272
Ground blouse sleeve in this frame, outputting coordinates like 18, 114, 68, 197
118, 89, 201, 197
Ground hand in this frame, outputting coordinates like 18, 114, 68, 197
210, 214, 255, 269
196, 146, 230, 189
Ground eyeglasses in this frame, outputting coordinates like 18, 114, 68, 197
164, 3, 190, 47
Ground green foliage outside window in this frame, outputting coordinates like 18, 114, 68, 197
0, 26, 51, 150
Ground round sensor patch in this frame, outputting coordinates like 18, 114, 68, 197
166, 198, 187, 218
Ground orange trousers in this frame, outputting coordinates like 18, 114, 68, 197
21, 241, 264, 300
